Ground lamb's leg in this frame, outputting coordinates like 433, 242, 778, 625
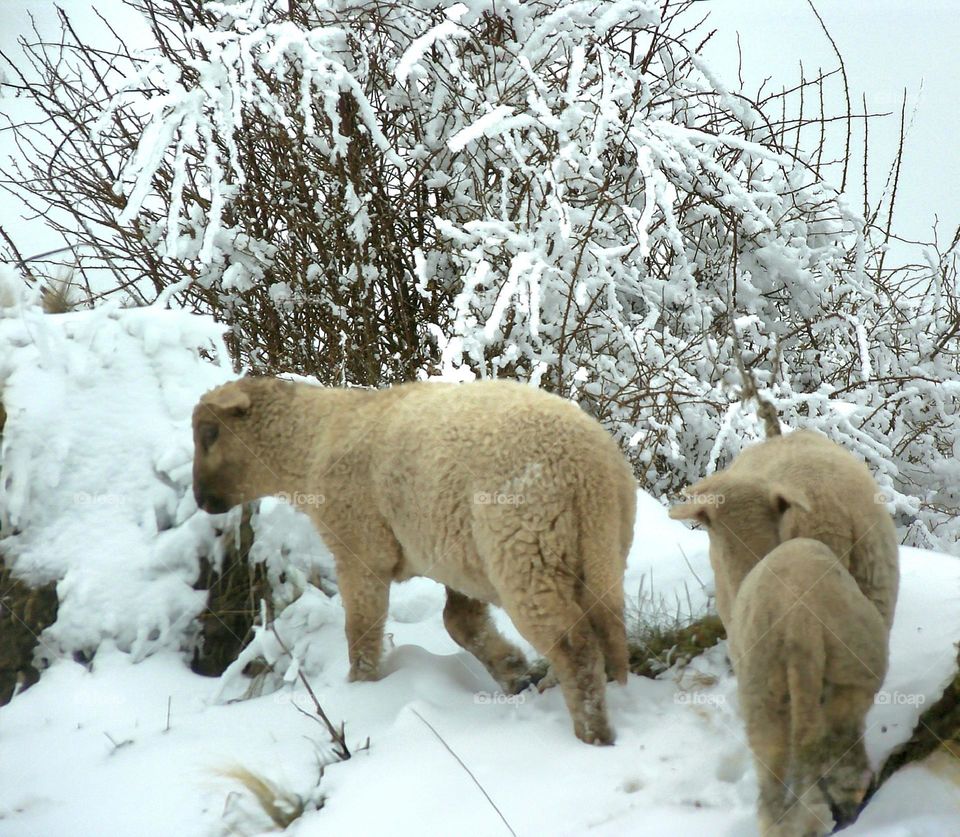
817, 686, 874, 828
442, 588, 538, 694
503, 586, 612, 745
336, 559, 392, 682
745, 717, 792, 835
745, 713, 833, 837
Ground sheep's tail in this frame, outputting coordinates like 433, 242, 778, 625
577, 485, 631, 684
732, 322, 782, 437
786, 622, 827, 797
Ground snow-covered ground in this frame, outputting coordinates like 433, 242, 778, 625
0, 295, 958, 836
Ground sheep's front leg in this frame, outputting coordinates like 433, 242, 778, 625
337, 560, 392, 682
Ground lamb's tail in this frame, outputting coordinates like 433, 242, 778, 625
577, 485, 631, 684
786, 619, 827, 805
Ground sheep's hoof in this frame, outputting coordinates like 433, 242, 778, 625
347, 662, 380, 683
505, 674, 537, 694
500, 655, 547, 694
823, 794, 863, 831
536, 668, 559, 693
575, 717, 615, 746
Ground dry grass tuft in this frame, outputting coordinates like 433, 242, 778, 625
40, 276, 78, 314
220, 765, 317, 832
626, 575, 725, 679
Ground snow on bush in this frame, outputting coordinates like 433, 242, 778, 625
0, 270, 230, 658
2, 1, 958, 550
0, 269, 333, 667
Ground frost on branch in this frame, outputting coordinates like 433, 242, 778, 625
2, 0, 957, 550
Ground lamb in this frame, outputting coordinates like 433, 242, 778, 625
728, 538, 888, 836
192, 376, 636, 745
668, 430, 899, 633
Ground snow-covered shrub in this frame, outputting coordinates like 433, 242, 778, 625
0, 271, 230, 659
1, 1, 957, 550
0, 269, 334, 671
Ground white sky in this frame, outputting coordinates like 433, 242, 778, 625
0, 0, 956, 261
703, 0, 959, 250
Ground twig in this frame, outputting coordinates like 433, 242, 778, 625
805, 0, 851, 191
0, 226, 35, 282
270, 625, 351, 760
677, 544, 706, 591
103, 731, 133, 754
727, 292, 781, 437
410, 707, 517, 837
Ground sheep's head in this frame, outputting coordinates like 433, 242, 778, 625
669, 472, 812, 569
192, 378, 289, 514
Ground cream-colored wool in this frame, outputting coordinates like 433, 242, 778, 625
192, 377, 636, 745
729, 538, 888, 837
668, 430, 899, 632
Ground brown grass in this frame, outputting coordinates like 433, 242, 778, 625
0, 562, 58, 704
191, 507, 271, 677
220, 765, 315, 831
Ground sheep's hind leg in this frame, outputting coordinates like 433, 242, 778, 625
443, 588, 538, 694
502, 583, 612, 745
742, 707, 806, 836
817, 686, 874, 828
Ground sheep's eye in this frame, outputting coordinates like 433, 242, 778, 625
199, 424, 219, 452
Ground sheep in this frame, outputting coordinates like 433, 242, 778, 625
668, 430, 899, 633
192, 376, 636, 745
728, 538, 888, 836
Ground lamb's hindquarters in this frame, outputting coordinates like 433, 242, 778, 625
731, 540, 888, 836
475, 490, 627, 746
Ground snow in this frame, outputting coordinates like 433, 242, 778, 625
0, 285, 235, 660
0, 304, 957, 835
446, 105, 520, 152
394, 20, 468, 85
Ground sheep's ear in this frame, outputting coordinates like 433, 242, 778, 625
202, 386, 251, 417
668, 501, 709, 526
670, 475, 724, 525
769, 483, 811, 516
680, 474, 724, 499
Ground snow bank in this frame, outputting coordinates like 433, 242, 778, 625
0, 283, 239, 660
0, 291, 956, 835
0, 486, 956, 835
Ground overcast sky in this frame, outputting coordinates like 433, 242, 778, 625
1, 0, 956, 260
703, 0, 959, 250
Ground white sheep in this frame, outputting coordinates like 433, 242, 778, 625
192, 377, 636, 744
729, 538, 888, 836
668, 430, 899, 633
